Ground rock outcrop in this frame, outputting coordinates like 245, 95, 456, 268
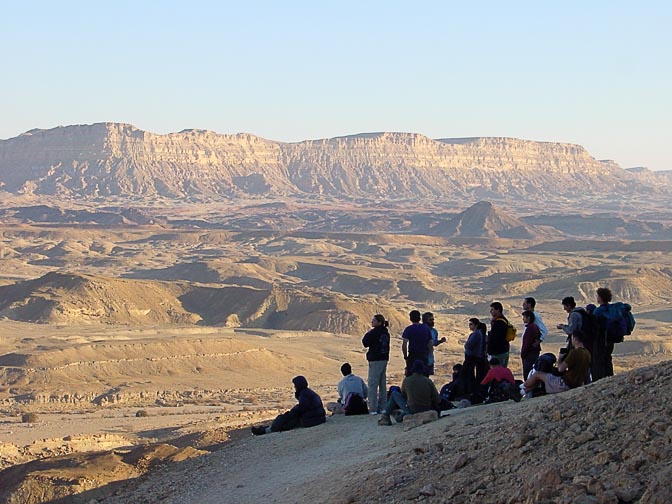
1, 123, 669, 203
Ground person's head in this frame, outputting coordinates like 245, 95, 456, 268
411, 359, 425, 374
488, 357, 501, 367
596, 287, 612, 305
522, 297, 536, 311
571, 330, 586, 347
522, 310, 535, 324
468, 317, 480, 330
452, 363, 463, 378
292, 375, 308, 392
478, 322, 487, 334
561, 296, 576, 313
422, 312, 435, 327
372, 314, 388, 328
490, 302, 503, 318
409, 310, 421, 323
585, 303, 596, 314
340, 363, 352, 376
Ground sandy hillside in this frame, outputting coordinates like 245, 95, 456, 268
7, 360, 660, 504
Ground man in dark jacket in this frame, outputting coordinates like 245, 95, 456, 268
487, 302, 510, 367
251, 375, 326, 435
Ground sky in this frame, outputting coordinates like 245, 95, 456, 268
2, 1, 670, 170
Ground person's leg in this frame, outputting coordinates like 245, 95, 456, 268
604, 342, 614, 377
270, 409, 300, 432
378, 361, 387, 412
492, 352, 509, 368
367, 361, 380, 413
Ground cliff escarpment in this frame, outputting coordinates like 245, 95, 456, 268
1, 123, 668, 202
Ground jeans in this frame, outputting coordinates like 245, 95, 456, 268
367, 360, 388, 413
384, 390, 410, 417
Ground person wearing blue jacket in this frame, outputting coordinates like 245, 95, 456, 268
251, 375, 326, 435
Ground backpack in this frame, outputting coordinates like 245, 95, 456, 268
602, 302, 634, 344
343, 392, 368, 415
497, 318, 517, 342
577, 308, 599, 345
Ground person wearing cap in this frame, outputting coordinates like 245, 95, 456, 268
378, 359, 441, 426
251, 375, 326, 435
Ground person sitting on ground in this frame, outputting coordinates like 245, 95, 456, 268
520, 310, 542, 380
327, 363, 368, 415
440, 364, 470, 403
523, 353, 557, 398
251, 375, 326, 435
378, 360, 441, 426
523, 331, 592, 395
481, 357, 518, 403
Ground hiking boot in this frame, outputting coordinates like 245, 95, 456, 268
392, 410, 405, 423
251, 426, 267, 436
377, 415, 392, 426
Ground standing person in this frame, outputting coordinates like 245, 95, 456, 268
463, 318, 487, 394
422, 311, 446, 375
520, 310, 542, 380
556, 296, 603, 380
251, 376, 326, 435
522, 297, 548, 342
487, 302, 511, 368
362, 314, 390, 415
401, 310, 433, 376
593, 288, 617, 377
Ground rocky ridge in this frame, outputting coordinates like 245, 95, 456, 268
1, 123, 669, 204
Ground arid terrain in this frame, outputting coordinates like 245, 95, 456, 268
1, 124, 672, 502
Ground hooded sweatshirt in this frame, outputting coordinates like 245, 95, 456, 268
290, 376, 326, 428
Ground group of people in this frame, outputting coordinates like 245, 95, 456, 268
251, 288, 632, 434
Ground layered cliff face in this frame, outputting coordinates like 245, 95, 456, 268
0, 123, 667, 202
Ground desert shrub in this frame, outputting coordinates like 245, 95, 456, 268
135, 410, 149, 418
21, 412, 38, 423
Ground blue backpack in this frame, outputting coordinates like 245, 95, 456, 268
603, 302, 635, 343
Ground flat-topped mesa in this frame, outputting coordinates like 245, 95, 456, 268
0, 123, 663, 201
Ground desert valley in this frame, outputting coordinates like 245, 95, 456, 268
1, 124, 672, 503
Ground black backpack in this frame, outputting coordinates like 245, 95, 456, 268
577, 308, 600, 346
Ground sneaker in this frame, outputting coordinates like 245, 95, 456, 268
377, 415, 392, 426
392, 410, 405, 423
369, 411, 379, 415
251, 426, 267, 436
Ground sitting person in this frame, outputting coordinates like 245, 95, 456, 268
251, 375, 326, 435
327, 362, 369, 415
523, 353, 558, 398
481, 357, 518, 403
440, 364, 470, 402
378, 360, 441, 425
523, 331, 591, 395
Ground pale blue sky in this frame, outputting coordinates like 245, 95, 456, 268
2, 1, 670, 170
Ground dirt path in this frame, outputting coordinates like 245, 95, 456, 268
101, 409, 479, 504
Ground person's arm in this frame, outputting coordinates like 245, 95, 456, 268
402, 338, 408, 359
535, 313, 548, 340
430, 381, 441, 409
337, 380, 345, 403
